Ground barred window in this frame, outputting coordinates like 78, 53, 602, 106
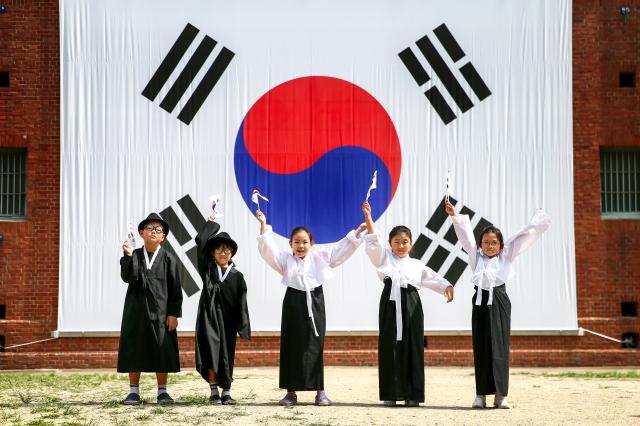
600, 148, 640, 217
0, 149, 27, 219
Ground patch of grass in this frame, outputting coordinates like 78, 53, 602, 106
0, 373, 124, 392
542, 371, 640, 380
0, 410, 21, 423
41, 412, 61, 419
101, 400, 121, 408
178, 394, 209, 405
149, 406, 174, 415
135, 413, 152, 421
242, 388, 257, 401
61, 404, 80, 416
110, 414, 129, 426
16, 389, 34, 404
26, 420, 55, 426
31, 405, 53, 414
217, 408, 250, 421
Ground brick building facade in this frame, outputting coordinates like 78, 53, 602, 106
1, 0, 638, 369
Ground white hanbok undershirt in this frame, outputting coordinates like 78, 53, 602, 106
364, 232, 451, 341
257, 226, 363, 336
450, 209, 551, 306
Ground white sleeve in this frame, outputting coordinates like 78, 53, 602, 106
256, 226, 287, 276
363, 231, 386, 268
420, 265, 452, 294
322, 229, 363, 268
451, 214, 478, 270
502, 209, 551, 262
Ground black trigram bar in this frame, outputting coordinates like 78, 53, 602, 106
142, 23, 235, 125
178, 46, 235, 125
141, 23, 199, 101
398, 47, 430, 86
159, 36, 217, 113
426, 246, 450, 271
426, 196, 457, 234
415, 34, 474, 113
160, 206, 192, 246
177, 194, 207, 232
409, 234, 432, 259
444, 257, 467, 285
433, 24, 465, 63
424, 87, 457, 125
459, 62, 492, 101
161, 239, 199, 297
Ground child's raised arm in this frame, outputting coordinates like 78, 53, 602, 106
323, 226, 365, 268
255, 210, 286, 275
362, 201, 375, 234
502, 209, 551, 261
446, 200, 478, 269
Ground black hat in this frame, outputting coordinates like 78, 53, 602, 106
138, 213, 170, 236
206, 232, 238, 256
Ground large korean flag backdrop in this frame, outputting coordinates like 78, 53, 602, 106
59, 0, 576, 333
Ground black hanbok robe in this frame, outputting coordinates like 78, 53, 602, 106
472, 285, 511, 396
378, 278, 425, 402
194, 221, 251, 388
117, 247, 182, 373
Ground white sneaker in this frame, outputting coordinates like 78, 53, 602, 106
493, 394, 511, 409
471, 395, 486, 408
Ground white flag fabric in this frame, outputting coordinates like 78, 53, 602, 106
59, 0, 576, 333
366, 171, 378, 201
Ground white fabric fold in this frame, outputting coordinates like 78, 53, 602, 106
257, 226, 364, 338
451, 209, 551, 306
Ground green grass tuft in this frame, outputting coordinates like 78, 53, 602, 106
542, 371, 640, 380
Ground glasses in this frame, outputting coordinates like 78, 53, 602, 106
144, 225, 165, 234
481, 241, 499, 248
214, 248, 232, 255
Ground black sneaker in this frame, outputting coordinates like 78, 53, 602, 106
221, 394, 237, 405
209, 394, 222, 404
157, 392, 174, 405
123, 393, 141, 405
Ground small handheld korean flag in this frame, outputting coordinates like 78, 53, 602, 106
365, 170, 378, 201
127, 221, 136, 248
208, 193, 223, 218
445, 170, 451, 204
251, 189, 269, 211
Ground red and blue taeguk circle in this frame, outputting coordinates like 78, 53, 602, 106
234, 76, 401, 243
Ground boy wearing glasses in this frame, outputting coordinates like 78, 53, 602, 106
119, 213, 183, 405
194, 215, 251, 405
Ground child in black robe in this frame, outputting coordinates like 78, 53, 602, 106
118, 213, 182, 405
362, 201, 454, 406
195, 215, 251, 405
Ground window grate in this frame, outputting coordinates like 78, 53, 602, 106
600, 149, 640, 216
0, 149, 27, 219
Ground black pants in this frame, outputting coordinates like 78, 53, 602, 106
378, 279, 425, 402
279, 286, 326, 391
472, 285, 511, 396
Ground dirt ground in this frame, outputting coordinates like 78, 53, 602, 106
1, 367, 639, 425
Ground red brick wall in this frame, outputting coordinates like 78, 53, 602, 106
1, 0, 639, 370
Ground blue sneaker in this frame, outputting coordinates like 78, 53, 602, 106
157, 392, 174, 405
123, 393, 141, 405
